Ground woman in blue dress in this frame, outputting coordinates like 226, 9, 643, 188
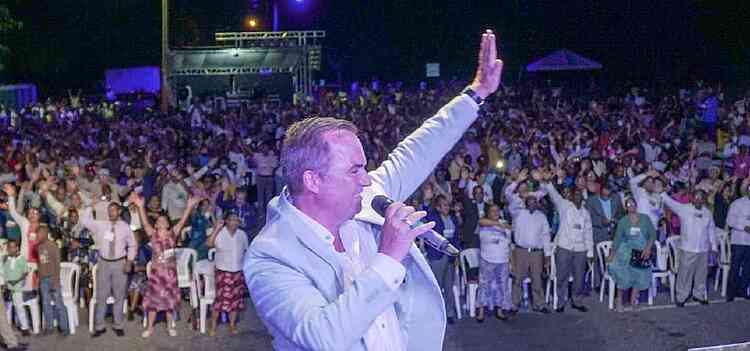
607, 197, 656, 312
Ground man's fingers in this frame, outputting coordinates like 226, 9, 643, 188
488, 31, 497, 64
385, 202, 405, 219
405, 210, 427, 226
406, 221, 436, 240
478, 32, 488, 66
395, 206, 416, 222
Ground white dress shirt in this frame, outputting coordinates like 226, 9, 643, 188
214, 228, 249, 272
726, 196, 750, 246
478, 225, 511, 263
512, 209, 553, 256
504, 181, 546, 220
291, 200, 406, 351
542, 183, 594, 258
661, 194, 717, 253
629, 173, 664, 228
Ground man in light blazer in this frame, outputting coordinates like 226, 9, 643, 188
243, 31, 503, 351
585, 182, 625, 291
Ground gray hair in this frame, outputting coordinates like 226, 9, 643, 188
281, 117, 358, 195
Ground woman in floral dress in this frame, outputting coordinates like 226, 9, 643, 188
131, 193, 201, 338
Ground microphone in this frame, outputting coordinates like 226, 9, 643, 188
371, 195, 460, 257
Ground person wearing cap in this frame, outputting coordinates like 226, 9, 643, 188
504, 168, 546, 220
508, 195, 553, 316
207, 209, 250, 336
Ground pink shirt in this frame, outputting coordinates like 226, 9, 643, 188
733, 154, 750, 178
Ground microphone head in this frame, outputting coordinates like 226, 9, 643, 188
371, 195, 393, 217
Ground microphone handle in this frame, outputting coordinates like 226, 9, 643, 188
411, 220, 460, 256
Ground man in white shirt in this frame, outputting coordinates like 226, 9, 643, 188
244, 31, 503, 351
540, 181, 594, 313
629, 170, 665, 228
661, 190, 717, 306
725, 180, 750, 301
509, 196, 552, 315
504, 169, 546, 220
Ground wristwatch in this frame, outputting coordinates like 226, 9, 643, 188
462, 87, 484, 106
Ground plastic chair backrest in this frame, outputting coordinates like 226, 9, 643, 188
460, 248, 480, 271
459, 248, 479, 284
197, 272, 216, 300
91, 264, 99, 297
174, 248, 197, 288
654, 241, 668, 272
208, 248, 216, 262
666, 236, 681, 273
717, 229, 729, 264
596, 241, 612, 274
60, 262, 80, 301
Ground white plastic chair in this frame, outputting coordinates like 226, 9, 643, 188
459, 248, 480, 317
545, 246, 558, 309
208, 248, 216, 262
60, 262, 80, 334
648, 241, 675, 305
714, 229, 730, 297
197, 271, 216, 334
19, 264, 41, 334
174, 248, 199, 309
452, 265, 462, 319
88, 264, 128, 334
596, 241, 616, 309
545, 245, 582, 310
666, 236, 681, 275
180, 226, 192, 243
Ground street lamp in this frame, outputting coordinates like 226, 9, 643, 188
161, 0, 169, 113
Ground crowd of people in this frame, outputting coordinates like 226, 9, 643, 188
0, 75, 748, 348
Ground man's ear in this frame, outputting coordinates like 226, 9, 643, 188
302, 170, 322, 195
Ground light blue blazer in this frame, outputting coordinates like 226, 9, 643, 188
244, 95, 479, 351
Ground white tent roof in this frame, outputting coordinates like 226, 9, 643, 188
526, 49, 602, 72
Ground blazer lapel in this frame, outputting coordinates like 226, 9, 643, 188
276, 192, 347, 291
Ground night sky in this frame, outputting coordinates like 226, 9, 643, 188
2, 0, 748, 95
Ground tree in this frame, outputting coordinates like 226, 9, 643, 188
0, 5, 22, 72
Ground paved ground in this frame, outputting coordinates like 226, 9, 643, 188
18, 288, 750, 351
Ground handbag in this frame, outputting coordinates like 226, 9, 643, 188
21, 290, 37, 302
630, 249, 650, 269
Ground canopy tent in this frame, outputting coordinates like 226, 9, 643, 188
526, 49, 602, 72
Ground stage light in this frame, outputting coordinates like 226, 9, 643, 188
248, 19, 257, 28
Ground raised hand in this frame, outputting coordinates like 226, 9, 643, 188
468, 30, 504, 99
379, 202, 435, 263
2, 183, 15, 198
187, 196, 202, 208
128, 192, 144, 208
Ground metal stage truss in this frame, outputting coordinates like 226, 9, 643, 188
167, 30, 324, 101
